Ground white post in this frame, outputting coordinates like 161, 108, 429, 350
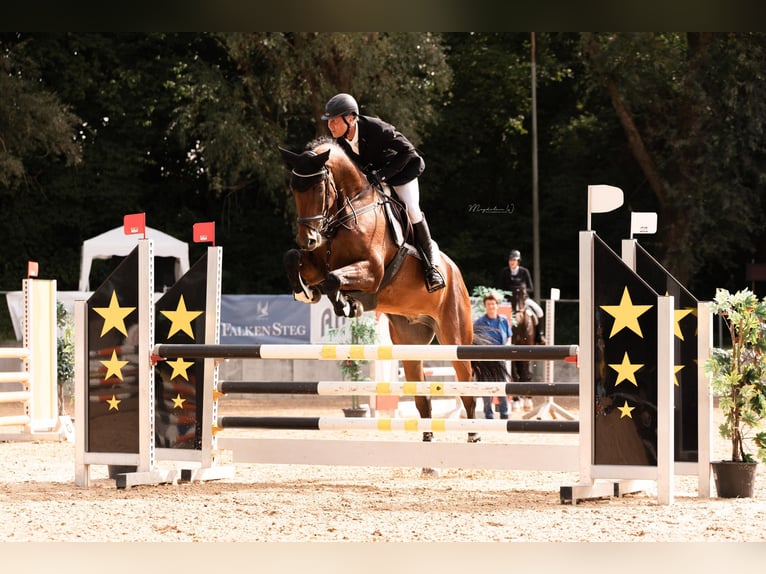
656, 295, 675, 505
697, 301, 713, 497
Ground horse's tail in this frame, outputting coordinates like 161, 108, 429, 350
471, 327, 510, 382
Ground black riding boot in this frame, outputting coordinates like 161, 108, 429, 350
535, 324, 545, 344
412, 218, 446, 293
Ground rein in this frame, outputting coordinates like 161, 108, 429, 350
294, 167, 382, 238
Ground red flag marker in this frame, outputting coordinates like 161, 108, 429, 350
124, 213, 146, 238
27, 261, 39, 278
193, 222, 215, 246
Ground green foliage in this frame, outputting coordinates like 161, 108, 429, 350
2, 32, 766, 310
56, 301, 74, 387
0, 34, 83, 192
578, 32, 766, 289
704, 288, 766, 463
329, 314, 378, 409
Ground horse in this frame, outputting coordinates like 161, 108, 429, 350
510, 286, 538, 409
279, 137, 507, 451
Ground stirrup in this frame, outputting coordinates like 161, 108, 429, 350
425, 267, 446, 293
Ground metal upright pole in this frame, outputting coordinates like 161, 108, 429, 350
531, 32, 541, 299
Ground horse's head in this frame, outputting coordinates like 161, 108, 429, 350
279, 145, 334, 251
512, 285, 528, 311
280, 139, 366, 251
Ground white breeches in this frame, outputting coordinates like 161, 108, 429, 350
392, 179, 422, 223
525, 298, 544, 318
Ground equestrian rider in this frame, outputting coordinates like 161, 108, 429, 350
496, 249, 545, 343
321, 93, 446, 293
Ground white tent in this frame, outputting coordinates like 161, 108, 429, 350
78, 225, 190, 291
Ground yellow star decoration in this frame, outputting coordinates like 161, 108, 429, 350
674, 308, 694, 340
167, 357, 195, 381
600, 287, 653, 338
608, 352, 644, 387
161, 295, 203, 339
100, 349, 129, 381
617, 401, 635, 419
674, 364, 685, 387
172, 394, 187, 409
93, 291, 136, 337
107, 395, 121, 411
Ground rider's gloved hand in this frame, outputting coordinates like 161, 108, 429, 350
367, 169, 384, 188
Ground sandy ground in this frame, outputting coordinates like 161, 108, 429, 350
1, 394, 765, 549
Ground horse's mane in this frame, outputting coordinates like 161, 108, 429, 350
304, 136, 360, 178
304, 135, 335, 151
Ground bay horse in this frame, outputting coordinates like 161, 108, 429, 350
279, 137, 506, 450
511, 285, 537, 408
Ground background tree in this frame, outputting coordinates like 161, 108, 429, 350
579, 32, 766, 293
168, 32, 451, 292
2, 33, 766, 341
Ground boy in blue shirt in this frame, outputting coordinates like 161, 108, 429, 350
474, 291, 512, 419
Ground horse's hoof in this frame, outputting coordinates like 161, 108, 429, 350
422, 432, 434, 442
293, 288, 321, 304
467, 433, 481, 443
349, 299, 364, 317
421, 467, 439, 478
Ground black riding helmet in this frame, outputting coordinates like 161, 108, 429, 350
508, 250, 521, 260
321, 93, 359, 120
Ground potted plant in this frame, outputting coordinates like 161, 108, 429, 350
330, 314, 378, 417
704, 288, 766, 497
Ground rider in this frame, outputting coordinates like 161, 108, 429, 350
496, 249, 545, 343
321, 93, 446, 293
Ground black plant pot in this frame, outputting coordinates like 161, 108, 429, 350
712, 461, 758, 498
342, 406, 369, 418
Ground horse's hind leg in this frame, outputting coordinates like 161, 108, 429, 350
453, 361, 481, 443
387, 315, 435, 444
402, 360, 433, 441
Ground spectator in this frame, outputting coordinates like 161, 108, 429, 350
496, 249, 545, 343
473, 291, 512, 419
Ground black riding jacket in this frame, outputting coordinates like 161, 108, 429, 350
496, 265, 534, 299
336, 115, 424, 187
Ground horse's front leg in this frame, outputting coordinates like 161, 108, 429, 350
326, 259, 382, 292
321, 259, 383, 318
284, 249, 321, 304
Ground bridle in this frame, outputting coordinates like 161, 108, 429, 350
292, 163, 380, 239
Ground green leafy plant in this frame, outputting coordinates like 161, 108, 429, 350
56, 301, 75, 415
704, 288, 766, 463
329, 314, 378, 409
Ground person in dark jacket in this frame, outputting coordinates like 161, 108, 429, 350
496, 249, 545, 343
321, 93, 445, 292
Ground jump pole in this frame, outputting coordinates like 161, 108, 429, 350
217, 416, 578, 433
153, 343, 579, 362
217, 380, 580, 397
